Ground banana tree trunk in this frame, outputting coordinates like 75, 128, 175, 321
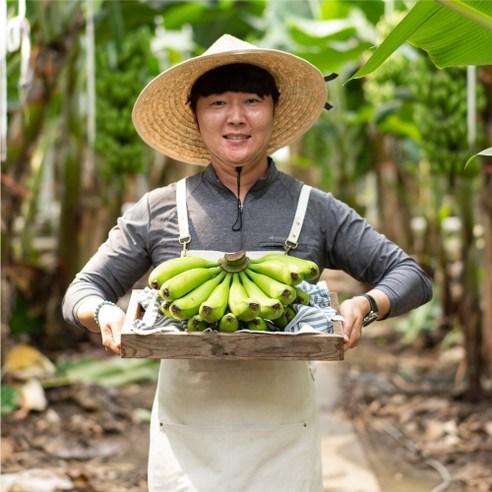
457, 178, 483, 402
479, 66, 492, 375
481, 167, 492, 373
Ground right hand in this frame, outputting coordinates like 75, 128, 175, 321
97, 304, 126, 354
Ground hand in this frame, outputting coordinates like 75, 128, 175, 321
97, 304, 126, 354
338, 297, 369, 351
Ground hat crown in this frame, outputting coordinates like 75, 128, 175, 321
203, 34, 258, 56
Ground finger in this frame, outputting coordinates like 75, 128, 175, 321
342, 324, 352, 352
343, 323, 362, 351
100, 325, 119, 354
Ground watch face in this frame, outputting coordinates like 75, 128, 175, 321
362, 312, 378, 327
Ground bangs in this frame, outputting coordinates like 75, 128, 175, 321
189, 63, 280, 112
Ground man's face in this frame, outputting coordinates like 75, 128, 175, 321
195, 91, 275, 169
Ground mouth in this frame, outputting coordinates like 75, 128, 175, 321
223, 134, 250, 141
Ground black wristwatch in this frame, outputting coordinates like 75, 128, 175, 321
361, 294, 379, 327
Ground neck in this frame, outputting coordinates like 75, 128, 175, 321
213, 159, 269, 202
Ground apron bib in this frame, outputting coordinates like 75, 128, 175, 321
148, 180, 322, 492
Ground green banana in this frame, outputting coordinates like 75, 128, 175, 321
148, 256, 217, 289
160, 266, 222, 301
187, 315, 208, 332
239, 271, 284, 320
228, 273, 260, 322
247, 259, 304, 286
252, 254, 320, 281
244, 269, 296, 306
246, 317, 268, 331
160, 300, 173, 318
199, 273, 232, 323
293, 288, 310, 305
218, 313, 239, 332
272, 306, 296, 330
169, 271, 226, 320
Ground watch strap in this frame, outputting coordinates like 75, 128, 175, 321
361, 293, 378, 313
361, 293, 379, 327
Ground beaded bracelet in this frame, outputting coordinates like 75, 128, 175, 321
94, 300, 117, 328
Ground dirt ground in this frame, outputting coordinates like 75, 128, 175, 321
2, 332, 491, 492
339, 332, 492, 492
2, 269, 491, 491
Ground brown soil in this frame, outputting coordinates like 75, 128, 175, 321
1, 358, 156, 492
2, 274, 492, 492
339, 331, 492, 492
2, 335, 491, 492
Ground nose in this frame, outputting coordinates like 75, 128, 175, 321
226, 101, 246, 125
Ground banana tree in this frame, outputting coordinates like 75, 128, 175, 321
349, 0, 492, 402
2, 0, 276, 348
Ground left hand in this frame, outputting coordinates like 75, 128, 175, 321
338, 297, 368, 351
338, 290, 390, 351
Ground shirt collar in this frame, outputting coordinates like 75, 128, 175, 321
203, 157, 279, 195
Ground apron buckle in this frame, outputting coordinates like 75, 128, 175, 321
284, 239, 298, 254
179, 235, 191, 257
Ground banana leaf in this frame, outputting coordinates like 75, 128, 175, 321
350, 0, 492, 80
44, 357, 159, 388
465, 146, 492, 168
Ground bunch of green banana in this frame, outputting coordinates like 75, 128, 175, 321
147, 251, 318, 332
362, 35, 487, 178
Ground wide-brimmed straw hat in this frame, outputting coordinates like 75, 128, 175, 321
132, 34, 328, 165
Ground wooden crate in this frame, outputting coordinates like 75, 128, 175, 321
120, 290, 344, 361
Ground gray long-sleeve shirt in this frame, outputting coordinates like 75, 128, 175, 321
62, 161, 432, 328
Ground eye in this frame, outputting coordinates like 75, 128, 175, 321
245, 97, 261, 104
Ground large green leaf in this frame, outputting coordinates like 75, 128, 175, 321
350, 0, 492, 80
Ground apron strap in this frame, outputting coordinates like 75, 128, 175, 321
175, 179, 312, 256
176, 178, 191, 257
284, 185, 312, 254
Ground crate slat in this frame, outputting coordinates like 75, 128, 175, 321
120, 290, 344, 361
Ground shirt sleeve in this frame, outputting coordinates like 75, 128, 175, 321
62, 194, 153, 329
323, 194, 433, 318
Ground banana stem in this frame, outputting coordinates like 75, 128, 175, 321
219, 250, 250, 273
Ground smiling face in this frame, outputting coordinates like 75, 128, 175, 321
188, 63, 280, 175
195, 91, 275, 170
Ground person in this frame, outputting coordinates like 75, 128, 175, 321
62, 34, 432, 491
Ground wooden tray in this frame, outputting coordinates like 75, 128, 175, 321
120, 290, 344, 361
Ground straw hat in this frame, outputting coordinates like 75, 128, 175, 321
132, 34, 328, 166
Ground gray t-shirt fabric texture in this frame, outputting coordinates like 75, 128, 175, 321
62, 161, 432, 329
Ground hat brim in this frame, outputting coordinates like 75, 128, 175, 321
132, 48, 327, 166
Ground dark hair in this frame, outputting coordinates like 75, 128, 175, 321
188, 63, 280, 113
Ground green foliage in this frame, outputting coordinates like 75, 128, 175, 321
351, 0, 492, 80
362, 9, 412, 108
362, 11, 418, 137
1, 385, 20, 416
362, 10, 487, 177
407, 59, 486, 176
95, 27, 154, 180
9, 295, 45, 337
54, 357, 159, 388
440, 327, 464, 350
189, 1, 267, 50
396, 292, 442, 343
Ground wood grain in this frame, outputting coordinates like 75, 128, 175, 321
120, 291, 344, 361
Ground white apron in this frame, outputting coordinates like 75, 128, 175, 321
148, 180, 322, 492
